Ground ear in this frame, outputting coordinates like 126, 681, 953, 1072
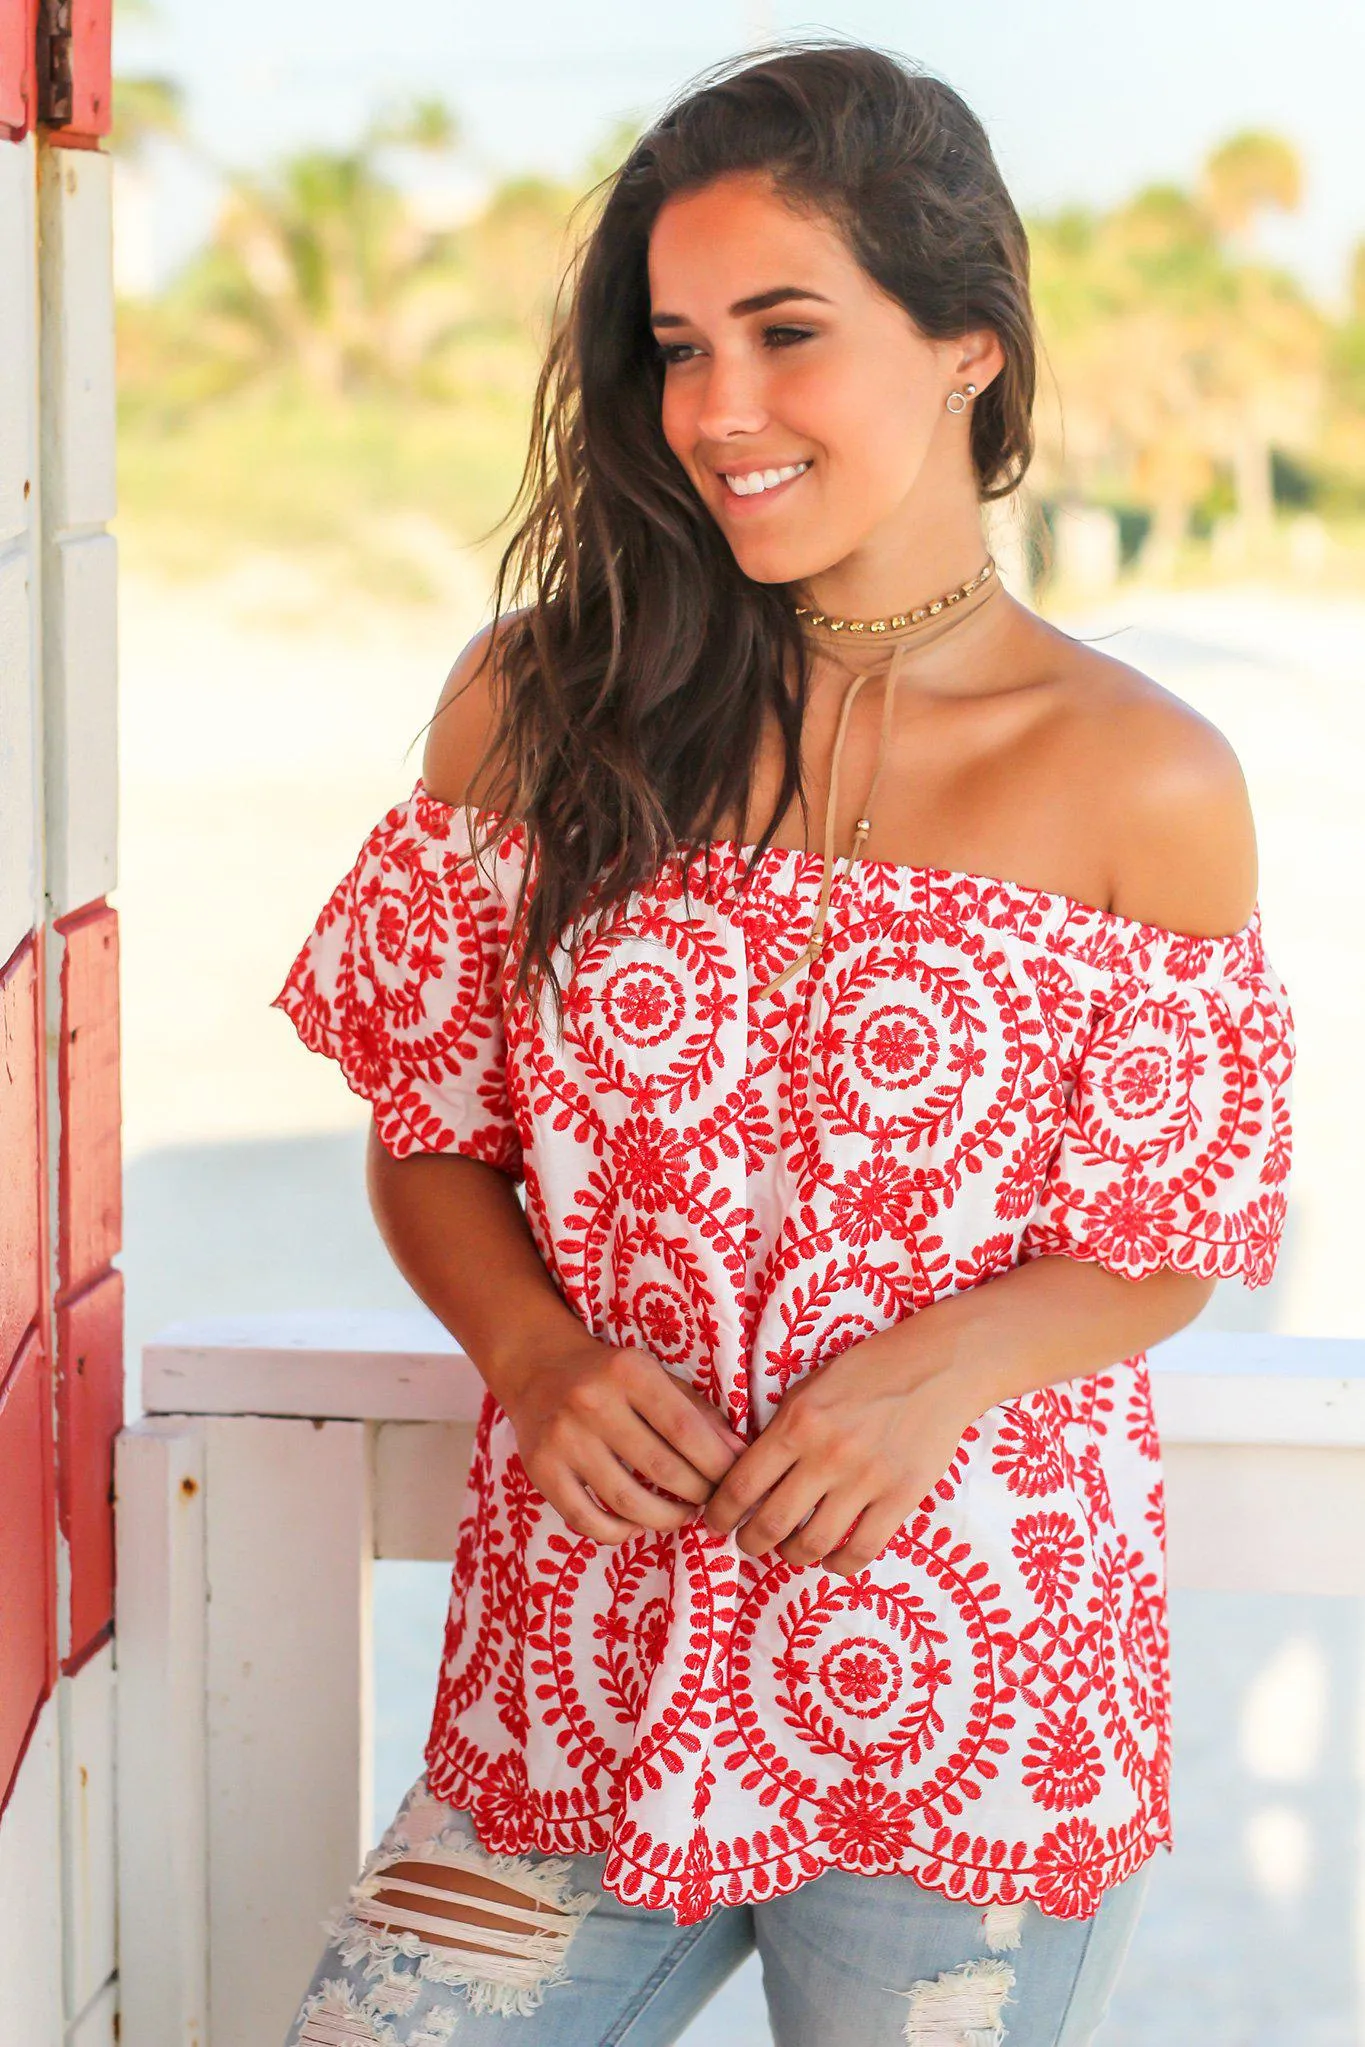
951, 327, 1007, 393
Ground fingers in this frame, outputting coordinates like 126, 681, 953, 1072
577, 1441, 699, 1533
776, 1493, 865, 1571
552, 1474, 644, 1546
731, 1468, 829, 1559
822, 1497, 910, 1578
633, 1369, 746, 1485
675, 1378, 748, 1451
606, 1407, 721, 1507
702, 1434, 796, 1537
518, 1346, 746, 1543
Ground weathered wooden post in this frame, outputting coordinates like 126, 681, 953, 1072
0, 3, 121, 2041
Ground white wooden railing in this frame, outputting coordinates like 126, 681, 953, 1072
113, 1316, 1365, 2047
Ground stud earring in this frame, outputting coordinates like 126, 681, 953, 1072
945, 383, 978, 415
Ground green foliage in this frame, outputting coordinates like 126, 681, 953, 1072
1201, 130, 1303, 236
367, 96, 462, 154
116, 105, 1365, 598
126, 101, 575, 407
108, 71, 184, 159
1028, 129, 1355, 565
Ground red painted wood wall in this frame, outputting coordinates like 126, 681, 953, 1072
0, 0, 109, 144
55, 902, 123, 1671
0, 0, 36, 138
0, 940, 56, 1793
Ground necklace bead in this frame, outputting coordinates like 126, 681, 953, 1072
795, 556, 995, 636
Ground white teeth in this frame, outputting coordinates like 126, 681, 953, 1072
723, 461, 810, 497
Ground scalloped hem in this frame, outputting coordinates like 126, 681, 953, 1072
269, 984, 524, 1178
596, 1826, 1173, 1929
1022, 1223, 1283, 1293
421, 1757, 1172, 1930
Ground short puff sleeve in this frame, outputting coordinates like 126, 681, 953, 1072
1021, 910, 1295, 1287
272, 784, 525, 1176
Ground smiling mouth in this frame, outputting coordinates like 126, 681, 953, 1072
719, 460, 812, 499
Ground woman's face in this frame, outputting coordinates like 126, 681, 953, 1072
648, 171, 1000, 589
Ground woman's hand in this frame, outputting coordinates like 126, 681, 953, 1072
702, 1335, 983, 1577
493, 1334, 747, 1547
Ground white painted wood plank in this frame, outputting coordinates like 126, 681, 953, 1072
0, 1698, 65, 2047
42, 529, 118, 913
1165, 1443, 1365, 1596
58, 1643, 116, 2020
1149, 1331, 1365, 1447
204, 1416, 373, 2047
374, 1421, 476, 1560
1146, 1331, 1365, 1446
0, 135, 38, 547
144, 1307, 485, 1423
67, 1978, 118, 2047
114, 1418, 208, 2047
1151, 1365, 1365, 1448
142, 1313, 1365, 1446
0, 134, 41, 968
1151, 1328, 1365, 1380
374, 1420, 1365, 1593
37, 140, 118, 917
37, 146, 116, 534
0, 548, 39, 963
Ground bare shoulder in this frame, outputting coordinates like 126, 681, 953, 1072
421, 610, 527, 810
1038, 623, 1258, 936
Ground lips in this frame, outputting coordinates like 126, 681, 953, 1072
717, 459, 812, 501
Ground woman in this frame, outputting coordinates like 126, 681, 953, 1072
275, 43, 1295, 2047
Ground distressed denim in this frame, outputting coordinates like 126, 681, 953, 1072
286, 1774, 1151, 2047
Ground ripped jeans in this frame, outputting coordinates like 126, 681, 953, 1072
285, 1775, 1151, 2047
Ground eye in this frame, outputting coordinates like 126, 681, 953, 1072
654, 325, 816, 367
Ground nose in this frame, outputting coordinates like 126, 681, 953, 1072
693, 348, 770, 444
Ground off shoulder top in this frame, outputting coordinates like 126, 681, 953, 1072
274, 626, 1295, 1926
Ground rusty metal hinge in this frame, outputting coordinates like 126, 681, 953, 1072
37, 0, 74, 129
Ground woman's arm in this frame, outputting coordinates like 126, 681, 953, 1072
705, 669, 1262, 1576
364, 631, 746, 1549
365, 1132, 590, 1405
701, 1255, 1213, 1576
897, 1253, 1216, 1417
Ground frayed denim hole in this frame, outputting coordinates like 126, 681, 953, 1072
325, 1834, 598, 2020
895, 1955, 1016, 2046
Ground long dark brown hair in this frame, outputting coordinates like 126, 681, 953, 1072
460, 40, 1037, 1022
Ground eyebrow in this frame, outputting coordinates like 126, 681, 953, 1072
649, 286, 833, 329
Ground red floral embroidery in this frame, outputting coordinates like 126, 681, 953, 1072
814, 1777, 918, 1869
1012, 1512, 1087, 1614
1023, 1705, 1106, 1810
1033, 1817, 1109, 1915
275, 785, 1295, 1925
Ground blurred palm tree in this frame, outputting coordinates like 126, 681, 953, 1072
109, 0, 186, 160
1032, 130, 1325, 564
117, 94, 1362, 591
1200, 131, 1303, 239
108, 71, 185, 159
1202, 133, 1319, 537
1322, 240, 1365, 486
455, 173, 579, 337
187, 100, 472, 397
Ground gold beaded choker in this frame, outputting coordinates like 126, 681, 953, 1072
752, 554, 1001, 1006
794, 555, 996, 635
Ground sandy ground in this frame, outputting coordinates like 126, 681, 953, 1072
116, 562, 1365, 2044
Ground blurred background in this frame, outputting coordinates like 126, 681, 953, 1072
109, 3, 1365, 2040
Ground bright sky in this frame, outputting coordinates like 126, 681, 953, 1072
114, 0, 1365, 303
